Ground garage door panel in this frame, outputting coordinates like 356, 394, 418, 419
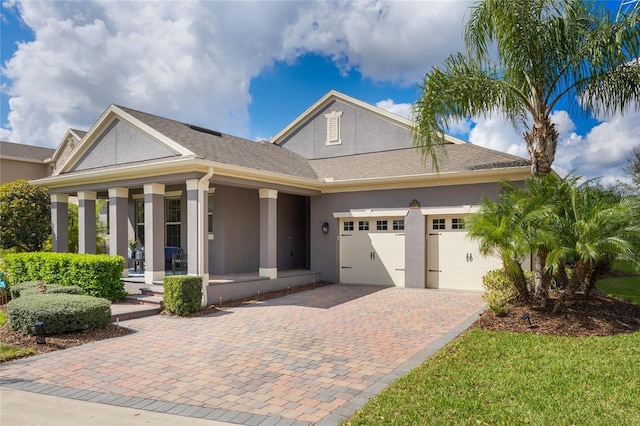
339, 218, 404, 287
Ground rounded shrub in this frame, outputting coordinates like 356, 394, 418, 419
482, 269, 517, 316
7, 294, 111, 335
9, 281, 85, 299
163, 275, 202, 316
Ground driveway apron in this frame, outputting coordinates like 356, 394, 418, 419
1, 285, 485, 425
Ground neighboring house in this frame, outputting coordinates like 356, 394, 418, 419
32, 90, 531, 301
0, 141, 56, 184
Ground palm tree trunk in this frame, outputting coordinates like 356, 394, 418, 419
524, 117, 558, 176
553, 261, 588, 313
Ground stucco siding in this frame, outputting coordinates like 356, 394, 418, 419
0, 159, 50, 184
71, 119, 176, 171
309, 182, 517, 283
279, 100, 413, 160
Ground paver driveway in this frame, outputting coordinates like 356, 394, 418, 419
1, 285, 485, 425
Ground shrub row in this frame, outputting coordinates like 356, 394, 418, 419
1, 252, 126, 301
163, 275, 202, 316
7, 293, 111, 335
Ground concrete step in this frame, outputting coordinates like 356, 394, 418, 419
110, 302, 162, 322
140, 285, 164, 297
125, 294, 164, 306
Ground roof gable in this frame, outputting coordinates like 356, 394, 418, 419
55, 105, 195, 175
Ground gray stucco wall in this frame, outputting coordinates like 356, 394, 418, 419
210, 185, 260, 274
309, 182, 518, 283
71, 119, 177, 171
279, 100, 412, 159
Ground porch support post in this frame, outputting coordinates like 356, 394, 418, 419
109, 187, 129, 273
144, 183, 165, 283
78, 190, 96, 254
405, 205, 426, 288
259, 188, 278, 279
186, 179, 199, 276
50, 193, 69, 253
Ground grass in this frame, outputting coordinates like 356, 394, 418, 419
596, 259, 640, 305
0, 309, 34, 362
345, 263, 640, 426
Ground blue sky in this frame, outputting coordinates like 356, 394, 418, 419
1, 1, 638, 184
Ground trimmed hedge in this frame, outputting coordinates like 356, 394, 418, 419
10, 281, 84, 299
1, 252, 126, 301
7, 293, 111, 335
163, 275, 202, 316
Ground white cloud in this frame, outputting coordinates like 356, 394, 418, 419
1, 0, 471, 147
467, 112, 529, 158
375, 99, 411, 119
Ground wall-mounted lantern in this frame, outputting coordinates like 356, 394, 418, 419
322, 222, 329, 234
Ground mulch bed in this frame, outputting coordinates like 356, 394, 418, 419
470, 292, 640, 337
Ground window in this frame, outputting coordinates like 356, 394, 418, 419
452, 218, 465, 230
393, 219, 405, 230
376, 220, 388, 231
359, 220, 369, 231
432, 218, 445, 230
135, 199, 145, 245
325, 110, 343, 145
165, 198, 181, 248
343, 221, 354, 231
207, 193, 214, 234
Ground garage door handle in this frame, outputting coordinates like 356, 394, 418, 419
341, 266, 352, 269
429, 269, 441, 272
369, 252, 375, 260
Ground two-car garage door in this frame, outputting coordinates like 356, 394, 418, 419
339, 215, 502, 291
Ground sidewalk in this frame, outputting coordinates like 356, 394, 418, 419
0, 388, 235, 426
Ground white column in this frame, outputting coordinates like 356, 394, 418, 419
109, 187, 129, 275
259, 188, 278, 279
144, 183, 165, 283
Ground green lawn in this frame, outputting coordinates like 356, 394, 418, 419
0, 309, 34, 362
345, 264, 640, 426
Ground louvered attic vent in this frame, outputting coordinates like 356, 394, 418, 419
185, 123, 222, 137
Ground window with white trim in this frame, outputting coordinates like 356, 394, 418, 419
432, 218, 445, 230
376, 220, 388, 231
452, 218, 465, 230
359, 220, 369, 231
165, 198, 181, 248
207, 193, 214, 234
324, 110, 343, 145
393, 219, 405, 230
343, 221, 354, 231
135, 199, 145, 246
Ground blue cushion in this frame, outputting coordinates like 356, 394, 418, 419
164, 246, 180, 261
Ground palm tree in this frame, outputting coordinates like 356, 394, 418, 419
412, 0, 640, 175
466, 181, 551, 301
546, 179, 640, 312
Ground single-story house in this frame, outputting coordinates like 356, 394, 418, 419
32, 90, 531, 302
0, 141, 56, 184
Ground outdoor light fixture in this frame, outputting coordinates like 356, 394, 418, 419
34, 321, 46, 344
521, 312, 532, 326
409, 199, 421, 208
322, 222, 329, 234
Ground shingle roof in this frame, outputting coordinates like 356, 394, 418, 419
118, 106, 318, 180
309, 144, 530, 181
0, 141, 55, 162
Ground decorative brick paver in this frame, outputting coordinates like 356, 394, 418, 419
0, 285, 484, 425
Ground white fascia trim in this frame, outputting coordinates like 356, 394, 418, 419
420, 206, 480, 216
333, 208, 409, 218
56, 105, 196, 175
320, 167, 532, 194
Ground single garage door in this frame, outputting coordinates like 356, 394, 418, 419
339, 217, 405, 286
427, 215, 502, 291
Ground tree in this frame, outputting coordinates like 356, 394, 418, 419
622, 145, 640, 192
0, 179, 51, 252
412, 0, 640, 175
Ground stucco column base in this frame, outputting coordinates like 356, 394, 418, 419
259, 268, 278, 279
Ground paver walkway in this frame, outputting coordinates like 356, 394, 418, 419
1, 285, 485, 425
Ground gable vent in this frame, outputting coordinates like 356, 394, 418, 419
185, 123, 222, 137
324, 111, 343, 145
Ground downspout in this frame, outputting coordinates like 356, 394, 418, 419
198, 167, 214, 306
